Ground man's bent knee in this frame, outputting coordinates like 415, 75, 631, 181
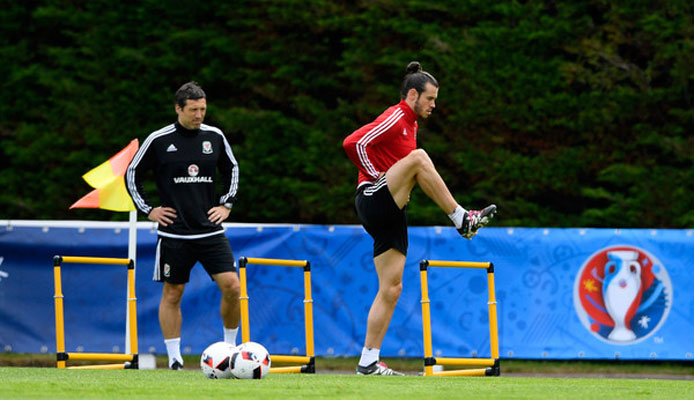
161, 283, 184, 305
222, 283, 240, 299
214, 273, 240, 297
380, 282, 403, 304
409, 149, 433, 168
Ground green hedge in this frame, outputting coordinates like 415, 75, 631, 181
1, 1, 692, 227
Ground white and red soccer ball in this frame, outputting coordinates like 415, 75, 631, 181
200, 341, 271, 380
230, 341, 271, 379
200, 341, 236, 379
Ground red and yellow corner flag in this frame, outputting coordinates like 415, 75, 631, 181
70, 139, 139, 212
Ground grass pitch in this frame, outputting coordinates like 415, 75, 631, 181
1, 367, 691, 400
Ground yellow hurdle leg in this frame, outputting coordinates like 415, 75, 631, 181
66, 353, 134, 362
427, 260, 491, 269
419, 262, 434, 376
60, 256, 131, 265
271, 366, 304, 373
68, 364, 126, 370
269, 355, 312, 364
303, 267, 315, 357
239, 260, 251, 343
127, 263, 139, 357
53, 259, 66, 369
433, 368, 488, 377
487, 270, 499, 360
244, 257, 308, 267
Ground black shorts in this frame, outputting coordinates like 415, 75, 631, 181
354, 175, 408, 257
154, 233, 236, 284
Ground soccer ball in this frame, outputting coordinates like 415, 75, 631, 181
200, 341, 236, 379
230, 341, 271, 379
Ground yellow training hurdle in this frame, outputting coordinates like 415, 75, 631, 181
53, 255, 138, 369
237, 257, 315, 373
419, 260, 500, 376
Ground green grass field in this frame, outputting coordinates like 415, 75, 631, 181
1, 367, 692, 400
3, 353, 694, 377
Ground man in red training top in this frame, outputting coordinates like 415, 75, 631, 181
343, 61, 497, 375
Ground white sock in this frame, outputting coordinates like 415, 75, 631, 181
448, 205, 467, 229
164, 337, 182, 367
359, 347, 380, 367
224, 327, 239, 346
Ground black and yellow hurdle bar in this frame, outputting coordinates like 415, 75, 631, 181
238, 257, 315, 373
419, 260, 500, 377
53, 255, 138, 369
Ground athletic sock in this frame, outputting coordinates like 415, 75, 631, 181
358, 347, 380, 367
164, 337, 182, 367
448, 205, 467, 229
224, 327, 239, 346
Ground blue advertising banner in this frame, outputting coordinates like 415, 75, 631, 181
0, 221, 692, 360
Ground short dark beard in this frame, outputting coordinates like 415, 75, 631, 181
413, 94, 429, 119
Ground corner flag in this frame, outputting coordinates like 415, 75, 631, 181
70, 139, 139, 212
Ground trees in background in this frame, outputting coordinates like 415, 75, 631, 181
1, 1, 691, 227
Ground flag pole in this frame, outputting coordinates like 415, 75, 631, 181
125, 209, 137, 354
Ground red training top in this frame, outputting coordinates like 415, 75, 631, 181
343, 100, 418, 188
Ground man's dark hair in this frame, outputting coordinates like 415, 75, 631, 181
400, 61, 438, 99
175, 81, 206, 108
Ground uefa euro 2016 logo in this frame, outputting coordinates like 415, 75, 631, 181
573, 245, 672, 344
